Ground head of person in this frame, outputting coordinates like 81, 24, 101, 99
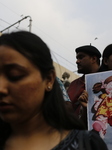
75, 45, 101, 74
99, 44, 112, 72
0, 31, 84, 146
0, 30, 57, 123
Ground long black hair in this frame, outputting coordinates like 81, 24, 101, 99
0, 31, 85, 148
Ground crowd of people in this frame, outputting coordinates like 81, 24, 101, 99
0, 30, 110, 150
67, 44, 112, 128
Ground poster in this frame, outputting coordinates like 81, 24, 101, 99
85, 71, 112, 150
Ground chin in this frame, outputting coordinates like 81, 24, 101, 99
0, 114, 19, 124
78, 70, 83, 74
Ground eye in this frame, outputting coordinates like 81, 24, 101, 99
7, 75, 24, 82
77, 55, 84, 59
5, 67, 27, 82
79, 55, 85, 59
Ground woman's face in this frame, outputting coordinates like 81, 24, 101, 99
0, 45, 51, 124
104, 55, 112, 70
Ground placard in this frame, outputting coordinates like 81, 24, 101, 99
86, 71, 112, 150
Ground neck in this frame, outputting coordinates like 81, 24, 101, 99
90, 64, 100, 73
10, 112, 51, 136
83, 65, 100, 75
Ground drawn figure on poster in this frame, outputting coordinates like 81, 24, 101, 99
91, 76, 112, 139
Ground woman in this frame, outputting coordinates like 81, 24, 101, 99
0, 31, 108, 150
99, 44, 112, 71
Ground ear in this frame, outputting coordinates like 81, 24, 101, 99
91, 56, 97, 63
103, 57, 108, 65
45, 70, 56, 92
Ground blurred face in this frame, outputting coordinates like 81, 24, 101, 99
76, 52, 94, 74
104, 55, 112, 70
0, 45, 51, 124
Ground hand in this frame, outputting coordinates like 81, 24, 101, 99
78, 90, 88, 107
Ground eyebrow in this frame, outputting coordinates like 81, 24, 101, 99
4, 63, 27, 71
76, 54, 85, 58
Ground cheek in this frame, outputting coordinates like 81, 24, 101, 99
107, 57, 112, 70
10, 80, 46, 106
15, 83, 37, 95
82, 58, 89, 64
108, 64, 112, 70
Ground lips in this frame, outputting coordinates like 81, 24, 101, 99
77, 65, 82, 69
0, 102, 13, 112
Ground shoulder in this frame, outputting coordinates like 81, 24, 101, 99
68, 76, 84, 91
69, 77, 81, 87
77, 130, 108, 150
52, 130, 79, 150
52, 130, 108, 150
71, 76, 84, 84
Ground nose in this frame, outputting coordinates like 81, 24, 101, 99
0, 76, 9, 97
76, 59, 80, 64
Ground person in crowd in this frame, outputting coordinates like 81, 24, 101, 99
99, 44, 112, 72
63, 80, 70, 91
67, 45, 101, 128
0, 31, 108, 150
62, 72, 71, 90
56, 77, 70, 102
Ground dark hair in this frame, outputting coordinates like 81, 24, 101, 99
0, 31, 85, 148
99, 44, 112, 72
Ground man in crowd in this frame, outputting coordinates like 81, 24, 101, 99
67, 45, 101, 128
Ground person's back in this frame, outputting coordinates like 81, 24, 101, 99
67, 45, 101, 128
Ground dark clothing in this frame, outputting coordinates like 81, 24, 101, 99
52, 129, 108, 150
67, 76, 87, 128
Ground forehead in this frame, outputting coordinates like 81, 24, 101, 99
0, 45, 31, 66
76, 52, 90, 57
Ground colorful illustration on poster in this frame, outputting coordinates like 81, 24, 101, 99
85, 71, 112, 150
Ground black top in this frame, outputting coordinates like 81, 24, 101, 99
52, 130, 108, 150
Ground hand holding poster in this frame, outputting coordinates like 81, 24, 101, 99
85, 71, 112, 150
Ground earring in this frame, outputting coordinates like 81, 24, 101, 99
48, 86, 51, 90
